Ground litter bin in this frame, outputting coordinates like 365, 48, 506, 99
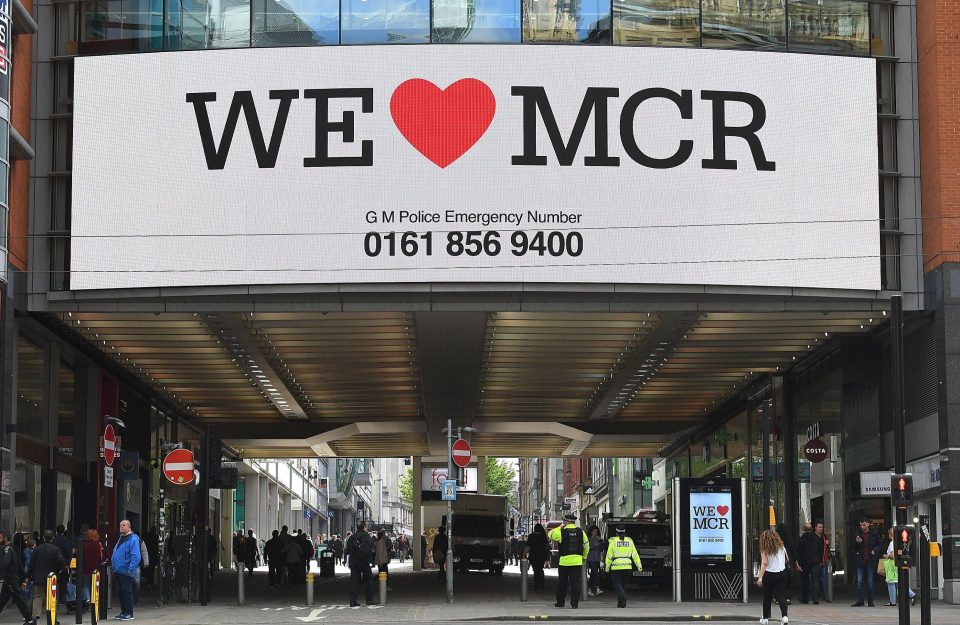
320, 552, 336, 577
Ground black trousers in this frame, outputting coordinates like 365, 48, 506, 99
762, 570, 789, 619
0, 580, 33, 620
800, 564, 821, 603
611, 569, 631, 606
287, 562, 302, 586
268, 561, 281, 587
531, 561, 545, 590
556, 565, 582, 607
350, 564, 374, 605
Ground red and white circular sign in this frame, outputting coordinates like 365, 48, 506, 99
452, 438, 472, 468
103, 425, 116, 467
163, 449, 196, 485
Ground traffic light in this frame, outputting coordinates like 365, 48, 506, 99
894, 525, 916, 567
890, 473, 914, 508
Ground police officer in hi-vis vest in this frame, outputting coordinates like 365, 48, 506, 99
547, 513, 589, 609
604, 525, 643, 608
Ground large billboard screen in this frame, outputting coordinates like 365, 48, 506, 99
72, 46, 879, 291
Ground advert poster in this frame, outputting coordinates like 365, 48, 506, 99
690, 491, 733, 560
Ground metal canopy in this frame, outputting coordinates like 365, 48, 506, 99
54, 307, 887, 458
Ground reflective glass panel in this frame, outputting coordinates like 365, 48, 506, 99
81, 0, 164, 52
787, 0, 868, 56
614, 0, 699, 47
341, 0, 430, 44
167, 0, 251, 49
253, 0, 340, 46
522, 0, 611, 43
16, 334, 46, 442
702, 0, 786, 51
57, 362, 77, 457
433, 0, 521, 43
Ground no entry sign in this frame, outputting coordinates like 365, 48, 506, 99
163, 449, 196, 485
103, 425, 116, 467
452, 438, 472, 468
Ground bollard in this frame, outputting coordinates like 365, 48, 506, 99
379, 572, 387, 605
91, 571, 101, 625
237, 560, 245, 605
46, 572, 58, 625
520, 559, 529, 602
581, 562, 588, 600
105, 565, 112, 612
306, 572, 314, 606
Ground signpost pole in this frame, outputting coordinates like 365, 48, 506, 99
919, 514, 931, 625
446, 418, 454, 604
761, 400, 771, 529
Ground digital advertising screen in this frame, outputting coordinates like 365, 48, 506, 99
71, 46, 878, 291
679, 478, 743, 571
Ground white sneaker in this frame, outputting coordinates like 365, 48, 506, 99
781, 618, 789, 624
596, 589, 604, 595
759, 619, 769, 625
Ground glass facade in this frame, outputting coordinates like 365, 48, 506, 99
76, 0, 877, 52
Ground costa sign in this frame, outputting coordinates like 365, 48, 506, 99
72, 46, 878, 291
803, 438, 829, 463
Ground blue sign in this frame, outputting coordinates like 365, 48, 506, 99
441, 479, 457, 501
304, 509, 314, 519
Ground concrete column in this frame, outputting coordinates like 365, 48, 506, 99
245, 476, 261, 537
413, 456, 423, 571
477, 457, 486, 494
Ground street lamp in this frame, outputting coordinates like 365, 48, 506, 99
439, 421, 476, 603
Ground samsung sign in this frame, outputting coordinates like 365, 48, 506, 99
72, 46, 878, 291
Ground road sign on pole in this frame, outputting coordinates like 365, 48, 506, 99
163, 449, 196, 485
452, 438, 472, 468
103, 425, 116, 467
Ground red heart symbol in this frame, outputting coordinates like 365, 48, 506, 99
390, 78, 496, 169
717, 505, 729, 517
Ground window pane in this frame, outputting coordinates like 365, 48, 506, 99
522, 0, 611, 43
341, 0, 430, 44
614, 0, 699, 47
0, 163, 8, 206
0, 118, 8, 160
252, 0, 340, 46
57, 362, 78, 457
787, 0, 868, 55
167, 0, 251, 49
15, 461, 42, 533
702, 0, 785, 51
80, 0, 164, 52
16, 335, 46, 443
433, 0, 521, 43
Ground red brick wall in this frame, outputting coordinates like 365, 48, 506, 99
918, 1, 960, 272
8, 0, 33, 271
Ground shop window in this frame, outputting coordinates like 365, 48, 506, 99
787, 0, 868, 56
14, 461, 41, 533
16, 335, 46, 443
252, 0, 340, 46
432, 0, 521, 43
521, 0, 610, 43
57, 473, 74, 530
613, 0, 698, 47
57, 361, 79, 457
702, 0, 785, 51
340, 0, 430, 44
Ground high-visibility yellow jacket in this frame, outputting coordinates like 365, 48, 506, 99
547, 523, 589, 566
605, 535, 642, 572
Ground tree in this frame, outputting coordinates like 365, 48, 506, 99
399, 466, 413, 504
484, 458, 517, 506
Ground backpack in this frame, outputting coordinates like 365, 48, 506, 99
139, 537, 150, 568
353, 533, 374, 560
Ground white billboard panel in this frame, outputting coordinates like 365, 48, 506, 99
72, 46, 879, 291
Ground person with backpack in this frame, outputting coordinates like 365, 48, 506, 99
547, 514, 589, 609
346, 522, 377, 607
282, 534, 303, 588
27, 531, 65, 620
0, 530, 37, 624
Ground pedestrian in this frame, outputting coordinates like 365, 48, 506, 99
265, 530, 283, 588
343, 531, 353, 568
420, 532, 428, 569
547, 513, 588, 609
509, 535, 518, 566
433, 527, 448, 582
111, 519, 141, 621
0, 530, 37, 624
375, 530, 392, 590
516, 534, 526, 566
27, 530, 65, 619
300, 532, 313, 575
757, 529, 790, 625
346, 522, 377, 607
316, 534, 325, 570
524, 524, 549, 590
232, 530, 244, 570
604, 525, 642, 608
883, 527, 916, 606
796, 522, 822, 604
244, 530, 259, 577
52, 525, 71, 607
335, 534, 345, 567
850, 517, 881, 607
80, 529, 103, 608
775, 523, 797, 605
586, 525, 604, 596
814, 521, 832, 601
19, 539, 34, 605
282, 533, 303, 588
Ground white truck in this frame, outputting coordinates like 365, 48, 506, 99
447, 493, 513, 575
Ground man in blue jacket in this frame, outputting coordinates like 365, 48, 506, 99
111, 520, 141, 621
